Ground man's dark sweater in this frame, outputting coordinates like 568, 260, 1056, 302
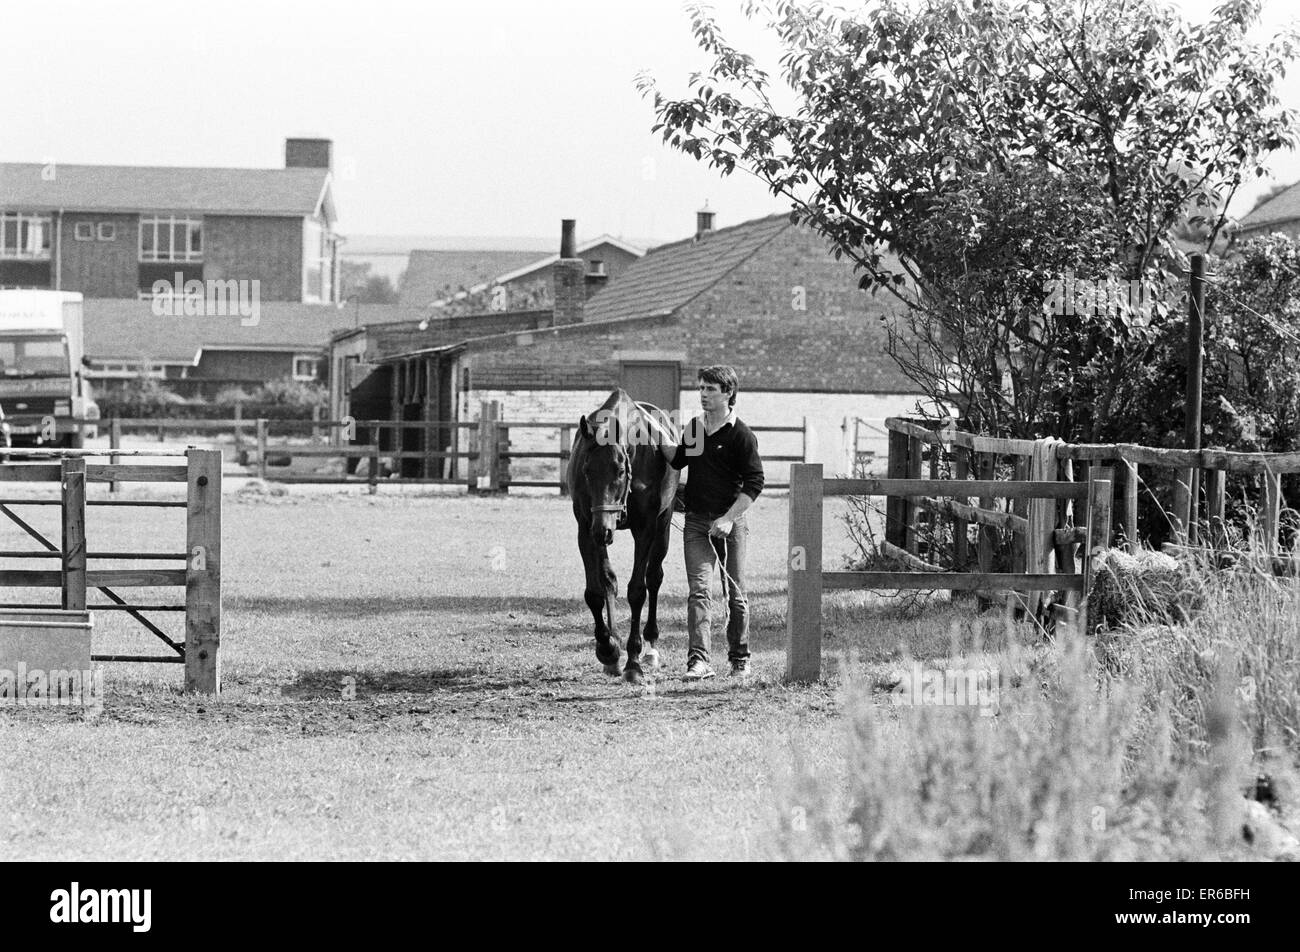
669, 414, 765, 518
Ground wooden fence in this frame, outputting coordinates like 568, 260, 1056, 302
785, 417, 1300, 681
0, 448, 222, 693
884, 417, 1300, 559
94, 405, 811, 495
786, 460, 1112, 681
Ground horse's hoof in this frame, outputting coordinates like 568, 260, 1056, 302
642, 649, 660, 671
602, 663, 622, 677
624, 667, 644, 685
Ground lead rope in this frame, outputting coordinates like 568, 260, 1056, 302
669, 515, 743, 593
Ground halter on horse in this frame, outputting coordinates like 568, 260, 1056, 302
568, 389, 679, 683
588, 449, 633, 534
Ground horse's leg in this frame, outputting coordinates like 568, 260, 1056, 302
624, 526, 652, 684
578, 527, 621, 675
641, 510, 673, 670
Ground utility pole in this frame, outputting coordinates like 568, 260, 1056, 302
1174, 253, 1206, 542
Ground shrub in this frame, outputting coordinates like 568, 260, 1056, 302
102, 375, 189, 418
252, 379, 327, 410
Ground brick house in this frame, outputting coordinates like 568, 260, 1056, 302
0, 138, 341, 302
422, 236, 644, 312
329, 212, 926, 478
0, 138, 368, 391
1233, 181, 1300, 244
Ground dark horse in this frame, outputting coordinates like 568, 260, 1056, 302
567, 389, 680, 684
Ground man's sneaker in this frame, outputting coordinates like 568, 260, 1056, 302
684, 659, 715, 680
728, 659, 751, 679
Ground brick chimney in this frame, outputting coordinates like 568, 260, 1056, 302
286, 138, 333, 171
553, 219, 585, 326
695, 204, 716, 240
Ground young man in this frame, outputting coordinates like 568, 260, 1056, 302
659, 365, 764, 679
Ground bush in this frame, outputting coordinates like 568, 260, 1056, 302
102, 375, 189, 418
97, 377, 328, 421
252, 379, 327, 411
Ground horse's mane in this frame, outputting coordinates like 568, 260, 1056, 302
580, 389, 678, 450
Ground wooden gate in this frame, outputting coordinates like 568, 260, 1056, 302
785, 461, 1113, 682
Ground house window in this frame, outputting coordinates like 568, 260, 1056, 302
74, 222, 95, 241
98, 222, 117, 241
303, 219, 333, 303
88, 361, 165, 379
0, 213, 52, 260
139, 215, 202, 262
293, 355, 319, 380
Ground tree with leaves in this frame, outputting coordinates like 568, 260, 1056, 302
641, 0, 1298, 441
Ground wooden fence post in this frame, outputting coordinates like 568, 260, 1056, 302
1178, 252, 1206, 545
233, 403, 243, 459
953, 445, 970, 572
925, 440, 940, 563
369, 442, 379, 495
185, 448, 222, 695
1008, 456, 1029, 614
786, 463, 824, 683
476, 401, 500, 492
976, 451, 997, 611
1121, 457, 1140, 553
1205, 455, 1227, 550
1173, 472, 1190, 545
559, 425, 571, 496
467, 414, 482, 493
1078, 465, 1114, 638
256, 418, 268, 481
109, 417, 122, 494
1054, 454, 1077, 569
1262, 471, 1282, 557
906, 435, 923, 555
1025, 438, 1059, 618
452, 416, 461, 482
885, 428, 909, 549
497, 421, 510, 493
60, 457, 87, 612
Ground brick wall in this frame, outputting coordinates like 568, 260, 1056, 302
675, 223, 914, 392
204, 216, 302, 301
461, 388, 606, 459
193, 349, 295, 380
58, 213, 138, 297
461, 224, 919, 394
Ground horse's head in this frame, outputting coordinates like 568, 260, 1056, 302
577, 411, 632, 546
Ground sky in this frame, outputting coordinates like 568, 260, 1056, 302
1, 0, 1297, 246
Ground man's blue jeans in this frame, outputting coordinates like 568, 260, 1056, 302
683, 512, 750, 665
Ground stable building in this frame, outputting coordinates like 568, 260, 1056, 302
329, 212, 926, 480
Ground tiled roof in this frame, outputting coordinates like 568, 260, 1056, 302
0, 163, 331, 219
1238, 181, 1300, 231
582, 214, 791, 323
489, 236, 645, 287
397, 249, 545, 307
83, 299, 356, 363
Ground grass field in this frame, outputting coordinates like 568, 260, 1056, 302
1, 488, 943, 861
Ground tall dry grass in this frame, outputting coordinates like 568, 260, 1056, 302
777, 552, 1299, 860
